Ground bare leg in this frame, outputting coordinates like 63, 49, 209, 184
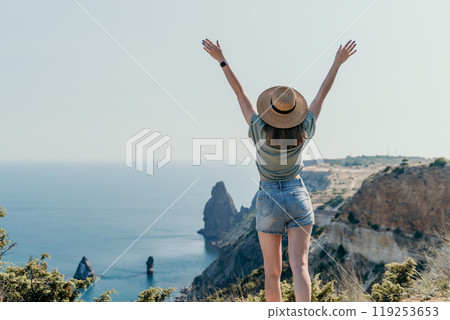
257, 231, 283, 302
287, 225, 313, 302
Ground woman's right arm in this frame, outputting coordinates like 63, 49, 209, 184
309, 40, 357, 121
202, 38, 256, 125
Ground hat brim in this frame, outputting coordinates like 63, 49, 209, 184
256, 86, 308, 129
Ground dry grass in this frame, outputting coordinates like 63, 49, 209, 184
334, 260, 372, 302
404, 232, 450, 302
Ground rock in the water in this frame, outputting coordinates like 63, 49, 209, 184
73, 256, 95, 280
197, 181, 238, 241
146, 256, 154, 274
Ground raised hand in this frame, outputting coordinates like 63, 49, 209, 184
335, 40, 357, 65
202, 38, 225, 62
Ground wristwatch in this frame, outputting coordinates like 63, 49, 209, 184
220, 60, 227, 67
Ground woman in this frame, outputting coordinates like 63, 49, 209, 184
202, 38, 357, 302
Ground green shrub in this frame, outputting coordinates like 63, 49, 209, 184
319, 196, 345, 211
371, 224, 380, 231
93, 289, 118, 302
0, 207, 16, 260
430, 157, 448, 168
311, 273, 347, 302
348, 212, 359, 224
366, 257, 418, 302
392, 166, 405, 175
135, 286, 176, 302
0, 253, 95, 302
414, 231, 423, 239
240, 274, 347, 302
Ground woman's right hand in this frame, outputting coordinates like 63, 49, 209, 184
202, 38, 225, 62
334, 40, 357, 65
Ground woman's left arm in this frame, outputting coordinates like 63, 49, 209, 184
203, 38, 256, 124
309, 40, 357, 121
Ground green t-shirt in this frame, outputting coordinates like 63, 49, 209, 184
248, 111, 316, 181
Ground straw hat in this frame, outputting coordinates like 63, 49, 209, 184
256, 86, 308, 129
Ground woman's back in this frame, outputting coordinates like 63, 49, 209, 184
248, 111, 316, 181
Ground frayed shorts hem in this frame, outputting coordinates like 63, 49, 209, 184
286, 222, 315, 231
255, 227, 285, 235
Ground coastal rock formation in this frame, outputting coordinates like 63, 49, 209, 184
309, 163, 450, 291
183, 219, 264, 301
197, 182, 238, 242
179, 162, 449, 301
73, 256, 95, 280
146, 256, 154, 274
306, 163, 449, 290
338, 164, 450, 235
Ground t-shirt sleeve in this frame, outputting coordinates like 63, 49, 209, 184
303, 110, 316, 139
248, 113, 261, 141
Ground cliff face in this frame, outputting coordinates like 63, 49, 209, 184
183, 219, 263, 301
309, 163, 449, 290
338, 164, 450, 235
181, 163, 449, 301
321, 222, 410, 263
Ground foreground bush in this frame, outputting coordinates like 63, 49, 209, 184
136, 286, 176, 302
234, 273, 347, 302
0, 253, 94, 302
367, 257, 418, 302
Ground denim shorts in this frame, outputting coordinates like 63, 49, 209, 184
255, 178, 315, 235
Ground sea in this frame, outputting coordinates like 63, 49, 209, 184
0, 161, 260, 302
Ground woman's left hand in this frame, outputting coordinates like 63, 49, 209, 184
334, 40, 357, 66
202, 38, 225, 62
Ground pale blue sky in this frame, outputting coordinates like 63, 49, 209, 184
1, 0, 449, 162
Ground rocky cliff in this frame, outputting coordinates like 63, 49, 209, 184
196, 181, 247, 246
337, 163, 450, 236
178, 162, 449, 301
309, 163, 450, 289
184, 219, 262, 301
305, 163, 449, 292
